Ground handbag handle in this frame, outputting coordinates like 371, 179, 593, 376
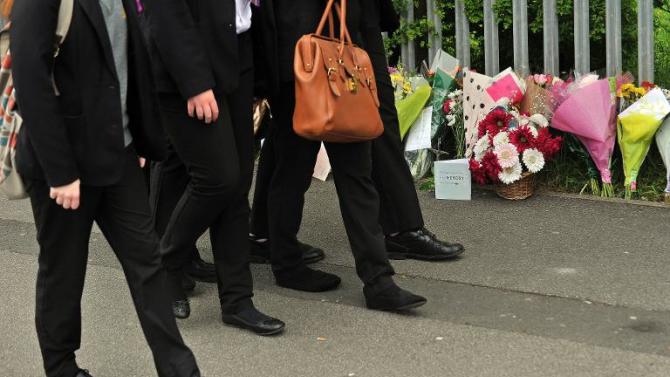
315, 0, 352, 57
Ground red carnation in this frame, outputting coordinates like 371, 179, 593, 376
641, 81, 656, 91
469, 159, 487, 185
533, 128, 562, 159
480, 151, 502, 183
478, 108, 513, 138
509, 126, 536, 153
443, 99, 452, 114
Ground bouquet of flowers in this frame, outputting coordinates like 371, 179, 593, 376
391, 67, 433, 140
552, 79, 617, 197
617, 83, 650, 113
656, 89, 670, 203
428, 68, 458, 153
520, 74, 562, 120
469, 103, 562, 186
389, 66, 414, 100
486, 68, 526, 105
442, 89, 466, 158
617, 87, 670, 198
462, 70, 495, 158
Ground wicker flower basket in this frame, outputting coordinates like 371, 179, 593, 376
496, 172, 536, 200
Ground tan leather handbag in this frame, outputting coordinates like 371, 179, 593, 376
293, 0, 384, 143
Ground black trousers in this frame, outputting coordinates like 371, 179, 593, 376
27, 147, 199, 377
150, 143, 200, 263
250, 36, 423, 237
157, 32, 254, 313
259, 82, 394, 285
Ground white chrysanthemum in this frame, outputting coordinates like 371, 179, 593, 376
523, 148, 545, 173
473, 136, 490, 162
448, 89, 463, 99
492, 131, 510, 147
530, 114, 549, 128
528, 125, 539, 138
519, 117, 530, 127
498, 162, 523, 184
494, 143, 519, 168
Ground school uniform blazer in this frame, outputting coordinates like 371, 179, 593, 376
252, 0, 380, 97
11, 0, 165, 188
141, 0, 243, 99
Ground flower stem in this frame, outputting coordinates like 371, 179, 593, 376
600, 183, 614, 198
590, 178, 601, 196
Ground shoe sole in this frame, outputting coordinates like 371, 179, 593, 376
275, 279, 341, 292
369, 299, 428, 312
388, 247, 465, 261
222, 319, 285, 336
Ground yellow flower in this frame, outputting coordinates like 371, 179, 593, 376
390, 73, 402, 82
402, 82, 412, 94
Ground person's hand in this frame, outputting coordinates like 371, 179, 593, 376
187, 89, 219, 124
50, 179, 81, 210
139, 157, 147, 168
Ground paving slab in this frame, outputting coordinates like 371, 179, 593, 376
3, 252, 670, 377
2, 179, 670, 376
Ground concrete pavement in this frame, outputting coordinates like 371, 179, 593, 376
1, 182, 670, 377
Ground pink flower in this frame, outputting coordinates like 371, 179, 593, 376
443, 99, 452, 114
494, 143, 520, 168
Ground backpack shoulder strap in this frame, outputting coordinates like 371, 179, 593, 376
55, 0, 74, 45
0, 22, 10, 58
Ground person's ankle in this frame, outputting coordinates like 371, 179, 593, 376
366, 275, 396, 292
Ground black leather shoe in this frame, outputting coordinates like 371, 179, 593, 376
173, 299, 191, 319
167, 271, 190, 319
386, 228, 464, 261
181, 273, 196, 293
274, 266, 341, 292
76, 370, 94, 377
222, 307, 285, 336
364, 284, 427, 311
185, 255, 217, 283
249, 237, 325, 264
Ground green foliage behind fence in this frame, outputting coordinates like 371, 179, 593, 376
388, 1, 670, 88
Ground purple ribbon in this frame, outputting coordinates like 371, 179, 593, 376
135, 0, 144, 13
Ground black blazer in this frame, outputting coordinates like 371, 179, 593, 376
11, 0, 165, 188
252, 0, 380, 97
141, 0, 241, 99
377, 0, 400, 33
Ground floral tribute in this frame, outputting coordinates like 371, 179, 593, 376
442, 89, 466, 158
469, 103, 562, 185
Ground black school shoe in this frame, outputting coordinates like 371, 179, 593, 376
386, 228, 465, 261
249, 236, 325, 264
274, 266, 341, 292
364, 283, 427, 311
222, 306, 285, 336
75, 370, 94, 377
173, 299, 191, 319
167, 271, 191, 319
